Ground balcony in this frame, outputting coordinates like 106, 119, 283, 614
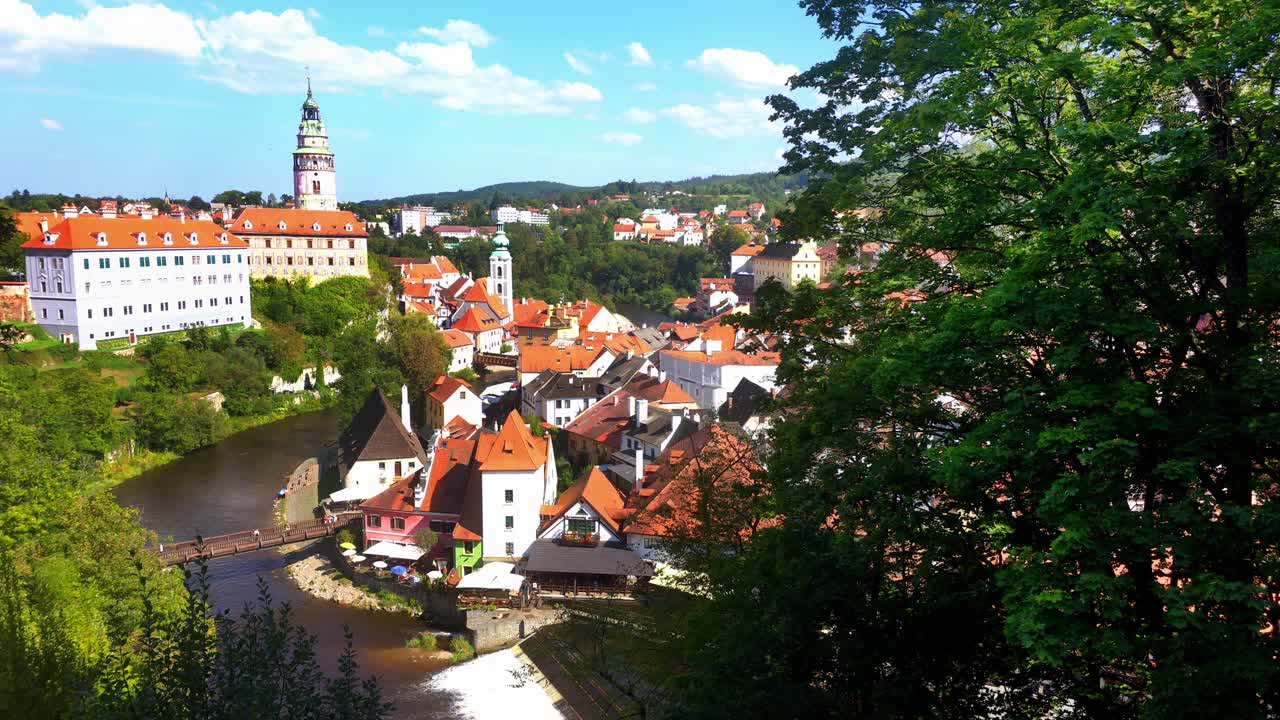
557, 530, 599, 548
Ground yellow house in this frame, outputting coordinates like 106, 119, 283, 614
753, 241, 822, 290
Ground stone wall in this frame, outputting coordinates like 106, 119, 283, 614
466, 607, 561, 654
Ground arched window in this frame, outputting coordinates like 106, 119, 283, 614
312, 180, 320, 194
97, 232, 108, 246
243, 220, 253, 230
137, 232, 147, 245
344, 223, 353, 231
278, 220, 287, 230
312, 222, 321, 232
188, 233, 198, 244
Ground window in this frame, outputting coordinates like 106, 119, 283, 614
429, 520, 455, 534
222, 254, 231, 263
643, 536, 662, 549
192, 256, 201, 265
37, 258, 45, 269
175, 256, 184, 266
463, 541, 474, 553
99, 258, 109, 269
207, 255, 215, 265
82, 258, 89, 270
391, 517, 405, 530
312, 180, 320, 194
504, 489, 513, 504
157, 256, 167, 267
87, 309, 92, 318
210, 298, 217, 307
504, 542, 514, 556
568, 518, 595, 535
195, 300, 203, 308
177, 301, 186, 310
139, 257, 151, 268
57, 309, 64, 320
123, 305, 133, 316
504, 516, 514, 530
120, 258, 130, 268
143, 304, 152, 313
103, 307, 113, 317
40, 308, 47, 319
367, 514, 381, 528
160, 302, 169, 311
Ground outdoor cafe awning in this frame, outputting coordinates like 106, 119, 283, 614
363, 541, 425, 561
328, 485, 380, 503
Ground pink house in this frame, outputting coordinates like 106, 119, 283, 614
360, 435, 476, 565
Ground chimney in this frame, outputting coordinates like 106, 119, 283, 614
637, 399, 649, 425
671, 415, 682, 434
39, 218, 48, 232
658, 370, 666, 383
628, 396, 636, 416
634, 448, 644, 489
400, 385, 412, 430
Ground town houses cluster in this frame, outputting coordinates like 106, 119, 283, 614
13, 82, 369, 350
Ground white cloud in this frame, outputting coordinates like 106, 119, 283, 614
39, 117, 62, 131
0, 0, 205, 70
563, 51, 590, 74
623, 107, 656, 124
633, 81, 657, 92
687, 48, 797, 89
3, 5, 596, 116
557, 81, 603, 102
418, 19, 495, 48
304, 8, 321, 19
396, 40, 475, 76
661, 96, 780, 139
626, 41, 652, 67
602, 131, 643, 147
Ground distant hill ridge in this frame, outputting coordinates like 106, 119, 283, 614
359, 171, 808, 206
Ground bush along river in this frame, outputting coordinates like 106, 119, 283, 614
112, 408, 561, 719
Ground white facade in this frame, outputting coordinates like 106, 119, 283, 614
492, 205, 520, 224
344, 455, 423, 497
294, 84, 338, 211
447, 341, 474, 373
426, 382, 483, 431
539, 500, 623, 544
522, 392, 596, 429
460, 326, 503, 354
488, 224, 514, 317
642, 209, 679, 231
659, 350, 779, 410
25, 234, 251, 351
481, 464, 558, 560
395, 206, 452, 236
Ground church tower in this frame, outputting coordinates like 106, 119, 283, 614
489, 223, 514, 316
293, 78, 338, 211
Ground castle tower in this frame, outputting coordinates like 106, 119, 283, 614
293, 78, 338, 211
489, 223, 513, 316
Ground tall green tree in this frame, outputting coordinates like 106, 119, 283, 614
672, 1, 1280, 718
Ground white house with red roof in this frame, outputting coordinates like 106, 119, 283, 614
21, 214, 251, 349
659, 347, 781, 410
441, 328, 475, 373
423, 374, 482, 434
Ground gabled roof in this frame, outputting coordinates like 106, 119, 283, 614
526, 370, 601, 402
661, 348, 781, 367
512, 298, 550, 326
566, 389, 634, 445
339, 388, 426, 470
756, 242, 808, 260
359, 436, 475, 515
542, 467, 626, 534
629, 376, 696, 406
440, 328, 473, 348
235, 208, 367, 237
599, 355, 653, 389
451, 305, 501, 333
427, 375, 471, 404
479, 411, 547, 472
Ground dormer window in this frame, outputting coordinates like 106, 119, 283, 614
97, 232, 108, 246
136, 232, 147, 246
219, 233, 229, 245
189, 232, 199, 244
163, 233, 174, 246
312, 222, 322, 232
243, 220, 253, 230
344, 223, 353, 231
278, 221, 287, 230
44, 233, 59, 245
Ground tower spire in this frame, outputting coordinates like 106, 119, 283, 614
306, 66, 312, 98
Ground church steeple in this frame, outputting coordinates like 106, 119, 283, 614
293, 78, 337, 211
489, 223, 514, 316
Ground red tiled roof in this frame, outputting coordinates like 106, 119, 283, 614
451, 306, 500, 333
731, 242, 765, 257
427, 375, 471, 404
21, 216, 247, 251
542, 467, 626, 534
728, 210, 748, 218
235, 208, 366, 237
512, 298, 550, 326
629, 376, 695, 405
440, 328, 473, 348
479, 411, 547, 472
662, 348, 780, 366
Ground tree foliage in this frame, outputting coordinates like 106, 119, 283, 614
668, 1, 1280, 718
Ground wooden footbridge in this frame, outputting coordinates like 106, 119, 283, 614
151, 516, 359, 566
474, 351, 518, 368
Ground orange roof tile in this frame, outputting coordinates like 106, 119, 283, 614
479, 411, 547, 472
566, 389, 633, 445
427, 375, 471, 404
542, 467, 626, 534
451, 306, 500, 334
662, 348, 780, 366
630, 376, 696, 406
234, 208, 367, 237
440, 328, 473, 348
21, 216, 247, 251
512, 298, 550, 326
433, 255, 459, 274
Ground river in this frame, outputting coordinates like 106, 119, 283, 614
112, 409, 466, 718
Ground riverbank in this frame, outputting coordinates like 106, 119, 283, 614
91, 393, 336, 495
282, 541, 422, 615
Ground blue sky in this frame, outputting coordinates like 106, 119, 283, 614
0, 1, 839, 201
